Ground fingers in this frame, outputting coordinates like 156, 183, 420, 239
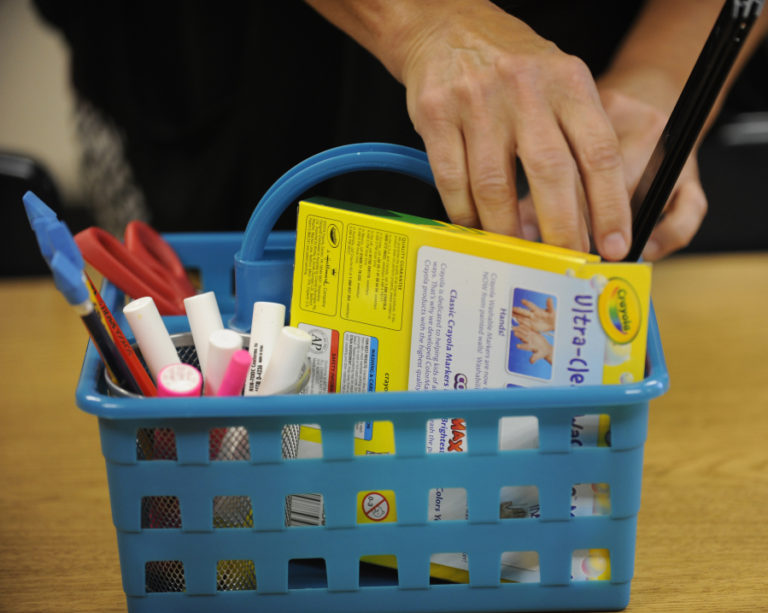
556, 68, 631, 260
642, 178, 707, 260
419, 89, 520, 235
419, 117, 478, 229
513, 326, 530, 341
516, 109, 591, 253
596, 85, 708, 260
512, 307, 532, 320
403, 13, 632, 256
457, 85, 519, 234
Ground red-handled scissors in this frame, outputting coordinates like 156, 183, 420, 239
74, 221, 196, 315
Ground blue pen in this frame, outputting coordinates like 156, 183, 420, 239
23, 190, 149, 395
50, 251, 141, 394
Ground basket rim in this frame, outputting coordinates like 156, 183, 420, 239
75, 252, 669, 422
75, 317, 668, 423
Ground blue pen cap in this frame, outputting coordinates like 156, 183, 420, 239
23, 191, 59, 263
22, 190, 57, 224
50, 251, 89, 305
45, 219, 85, 270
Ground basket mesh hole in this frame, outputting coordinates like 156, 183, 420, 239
428, 488, 467, 521
359, 555, 399, 587
286, 493, 325, 526
501, 551, 540, 583
429, 553, 469, 584
357, 490, 396, 524
356, 420, 394, 455
141, 496, 181, 529
210, 427, 250, 461
145, 560, 186, 592
282, 424, 304, 459
571, 483, 611, 517
426, 418, 466, 453
288, 558, 327, 589
213, 496, 254, 528
217, 559, 257, 591
175, 343, 200, 370
498, 416, 539, 450
499, 485, 540, 519
571, 414, 611, 447
571, 549, 611, 581
136, 428, 177, 461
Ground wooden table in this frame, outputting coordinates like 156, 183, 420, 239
1, 252, 766, 612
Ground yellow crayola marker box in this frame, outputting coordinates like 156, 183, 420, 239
289, 198, 651, 394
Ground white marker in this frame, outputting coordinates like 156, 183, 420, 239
123, 296, 181, 380
183, 291, 224, 375
244, 301, 285, 396
204, 329, 243, 396
257, 326, 311, 396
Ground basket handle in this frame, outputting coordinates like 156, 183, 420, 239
232, 142, 436, 330
238, 142, 435, 260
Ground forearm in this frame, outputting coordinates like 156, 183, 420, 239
601, 0, 768, 118
303, 0, 509, 82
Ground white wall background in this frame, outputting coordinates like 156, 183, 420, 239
0, 0, 83, 203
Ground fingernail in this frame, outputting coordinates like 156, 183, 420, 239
522, 224, 538, 241
601, 232, 628, 260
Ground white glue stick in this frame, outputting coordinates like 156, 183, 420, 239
123, 296, 181, 380
183, 291, 224, 375
244, 301, 285, 396
204, 329, 243, 396
257, 326, 311, 396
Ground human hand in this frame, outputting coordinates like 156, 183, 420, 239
397, 0, 631, 260
517, 81, 707, 261
512, 298, 556, 333
307, 0, 766, 262
512, 326, 553, 365
597, 84, 707, 261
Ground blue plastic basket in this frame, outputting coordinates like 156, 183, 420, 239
76, 227, 668, 613
75, 144, 669, 612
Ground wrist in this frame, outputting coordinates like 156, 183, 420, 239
597, 65, 685, 117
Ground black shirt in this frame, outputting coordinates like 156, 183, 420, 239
34, 1, 644, 231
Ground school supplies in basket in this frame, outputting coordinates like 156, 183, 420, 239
71, 142, 669, 613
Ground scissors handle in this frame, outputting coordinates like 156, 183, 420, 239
75, 227, 188, 315
125, 221, 197, 298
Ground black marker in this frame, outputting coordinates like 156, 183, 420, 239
624, 0, 764, 262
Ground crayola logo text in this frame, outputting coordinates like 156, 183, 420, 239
454, 373, 468, 389
598, 278, 642, 344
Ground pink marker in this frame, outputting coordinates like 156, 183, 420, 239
157, 363, 202, 397
217, 349, 252, 397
